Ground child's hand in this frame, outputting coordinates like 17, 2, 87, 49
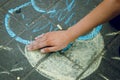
27, 30, 72, 53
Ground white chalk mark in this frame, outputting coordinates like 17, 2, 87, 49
10, 67, 23, 72
17, 76, 20, 80
106, 31, 120, 36
17, 44, 25, 56
99, 73, 109, 80
0, 45, 12, 51
57, 24, 63, 30
0, 67, 23, 75
0, 71, 10, 75
111, 57, 120, 60
21, 14, 25, 19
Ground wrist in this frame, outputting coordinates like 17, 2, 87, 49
65, 28, 78, 42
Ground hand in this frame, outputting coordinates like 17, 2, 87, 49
27, 30, 72, 53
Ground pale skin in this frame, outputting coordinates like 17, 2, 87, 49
27, 0, 120, 53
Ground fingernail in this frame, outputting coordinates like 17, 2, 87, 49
35, 37, 39, 40
41, 49, 45, 53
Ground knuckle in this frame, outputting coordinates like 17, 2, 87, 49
46, 39, 51, 45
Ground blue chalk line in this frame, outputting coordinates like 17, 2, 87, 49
61, 25, 102, 52
5, 14, 31, 44
5, 2, 32, 44
66, 0, 75, 12
4, 1, 102, 52
8, 2, 31, 14
77, 25, 102, 40
31, 0, 55, 13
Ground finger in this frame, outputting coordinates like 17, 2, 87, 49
35, 35, 47, 42
35, 33, 45, 40
40, 47, 57, 53
27, 41, 39, 50
29, 35, 47, 50
27, 41, 48, 51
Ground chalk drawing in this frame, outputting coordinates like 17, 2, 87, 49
0, 45, 12, 51
111, 57, 120, 60
5, 2, 32, 44
10, 67, 23, 72
8, 2, 31, 14
49, 24, 54, 32
4, 0, 102, 45
47, 9, 56, 14
24, 33, 104, 80
78, 25, 102, 40
58, 9, 67, 21
0, 67, 23, 75
31, 0, 55, 13
3, 1, 105, 80
21, 13, 25, 19
99, 73, 109, 80
66, 0, 75, 12
106, 31, 120, 36
0, 71, 10, 75
49, 9, 59, 18
5, 14, 31, 44
65, 13, 75, 24
48, 1, 75, 22
31, 0, 46, 13
5, 14, 16, 38
32, 22, 51, 33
